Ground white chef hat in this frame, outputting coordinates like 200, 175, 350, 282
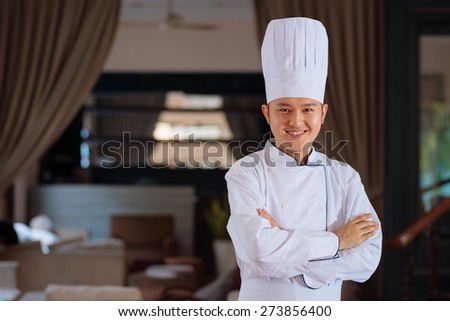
261, 17, 328, 104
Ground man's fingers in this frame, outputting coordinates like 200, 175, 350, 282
257, 208, 272, 221
359, 223, 379, 239
358, 221, 379, 229
352, 213, 372, 223
336, 214, 379, 250
257, 208, 269, 217
257, 208, 282, 229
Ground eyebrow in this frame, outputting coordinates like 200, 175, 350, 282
272, 102, 319, 107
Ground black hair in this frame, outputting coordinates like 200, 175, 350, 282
0, 220, 19, 245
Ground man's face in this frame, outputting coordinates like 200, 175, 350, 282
261, 97, 328, 157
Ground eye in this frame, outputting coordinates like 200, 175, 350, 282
303, 107, 315, 113
279, 108, 290, 113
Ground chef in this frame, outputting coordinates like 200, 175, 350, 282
225, 17, 382, 301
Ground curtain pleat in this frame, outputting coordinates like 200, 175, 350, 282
0, 0, 121, 215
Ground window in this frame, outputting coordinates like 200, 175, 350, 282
82, 89, 266, 170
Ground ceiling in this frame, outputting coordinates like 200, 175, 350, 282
120, 0, 254, 22
105, 0, 260, 72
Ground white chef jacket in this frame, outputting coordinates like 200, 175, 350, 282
225, 140, 382, 301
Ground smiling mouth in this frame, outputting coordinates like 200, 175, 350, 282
286, 130, 307, 136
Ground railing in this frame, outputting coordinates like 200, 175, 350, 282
383, 197, 450, 300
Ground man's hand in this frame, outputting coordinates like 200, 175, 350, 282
334, 213, 379, 250
257, 208, 282, 229
257, 209, 379, 251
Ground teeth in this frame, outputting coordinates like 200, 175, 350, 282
287, 130, 305, 135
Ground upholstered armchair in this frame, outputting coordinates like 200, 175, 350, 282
44, 284, 143, 301
110, 215, 177, 272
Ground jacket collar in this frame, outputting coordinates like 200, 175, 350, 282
264, 140, 323, 167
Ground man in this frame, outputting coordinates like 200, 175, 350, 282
225, 17, 382, 301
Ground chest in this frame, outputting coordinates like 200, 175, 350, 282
263, 166, 330, 231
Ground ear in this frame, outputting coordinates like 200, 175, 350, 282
321, 103, 328, 124
261, 104, 270, 124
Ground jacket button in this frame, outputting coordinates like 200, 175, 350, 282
319, 201, 325, 207
281, 204, 287, 209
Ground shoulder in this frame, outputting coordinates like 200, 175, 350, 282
314, 151, 360, 181
225, 149, 266, 180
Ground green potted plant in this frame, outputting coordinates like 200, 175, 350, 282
204, 194, 236, 276
204, 196, 231, 240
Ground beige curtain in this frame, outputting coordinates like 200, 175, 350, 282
253, 0, 385, 299
0, 0, 121, 217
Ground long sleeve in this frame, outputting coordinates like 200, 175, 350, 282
302, 171, 383, 287
226, 162, 339, 279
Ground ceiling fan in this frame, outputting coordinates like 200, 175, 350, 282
126, 0, 219, 31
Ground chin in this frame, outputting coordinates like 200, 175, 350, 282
279, 140, 309, 150
279, 144, 303, 154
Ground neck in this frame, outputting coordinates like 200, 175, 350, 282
294, 151, 310, 165
274, 141, 312, 165
289, 148, 311, 165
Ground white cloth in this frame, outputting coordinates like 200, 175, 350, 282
29, 214, 54, 231
261, 17, 328, 104
225, 141, 382, 301
13, 222, 58, 254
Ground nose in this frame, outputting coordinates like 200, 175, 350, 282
289, 109, 304, 127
